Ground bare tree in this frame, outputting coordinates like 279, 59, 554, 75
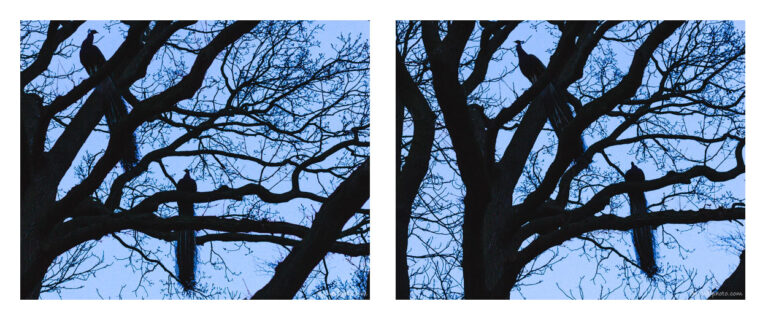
21, 20, 369, 299
396, 20, 744, 299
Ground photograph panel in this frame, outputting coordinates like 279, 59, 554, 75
20, 20, 370, 300
395, 20, 744, 300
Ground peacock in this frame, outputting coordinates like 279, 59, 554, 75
80, 29, 139, 170
176, 169, 197, 291
515, 40, 585, 158
625, 162, 657, 277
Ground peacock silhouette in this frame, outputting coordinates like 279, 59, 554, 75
80, 29, 138, 170
625, 162, 658, 277
515, 40, 585, 158
175, 169, 197, 291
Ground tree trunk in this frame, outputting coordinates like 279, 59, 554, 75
395, 53, 436, 299
463, 187, 518, 299
395, 198, 411, 299
461, 190, 489, 299
20, 175, 57, 299
20, 93, 58, 299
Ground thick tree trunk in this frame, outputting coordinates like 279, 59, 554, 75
461, 190, 488, 299
20, 176, 57, 299
395, 201, 410, 299
20, 93, 57, 299
395, 53, 436, 299
395, 96, 410, 300
463, 188, 518, 299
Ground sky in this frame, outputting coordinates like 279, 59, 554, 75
402, 20, 745, 299
27, 20, 370, 299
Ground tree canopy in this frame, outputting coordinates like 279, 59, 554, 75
396, 20, 744, 299
21, 20, 370, 299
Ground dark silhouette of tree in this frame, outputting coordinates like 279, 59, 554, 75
21, 20, 369, 299
396, 20, 743, 299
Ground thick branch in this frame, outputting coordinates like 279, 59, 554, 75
252, 159, 369, 299
130, 184, 326, 216
462, 21, 519, 94
571, 139, 743, 219
396, 50, 436, 299
501, 207, 744, 291
21, 21, 84, 88
50, 207, 363, 258
196, 233, 368, 257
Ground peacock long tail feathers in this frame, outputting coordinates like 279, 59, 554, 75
176, 228, 196, 292
546, 84, 585, 159
96, 77, 139, 171
176, 200, 196, 292
176, 195, 196, 291
629, 191, 657, 277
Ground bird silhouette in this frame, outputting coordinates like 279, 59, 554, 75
625, 162, 657, 277
176, 169, 197, 291
515, 40, 585, 158
80, 29, 138, 170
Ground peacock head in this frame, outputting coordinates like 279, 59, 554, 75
84, 29, 98, 43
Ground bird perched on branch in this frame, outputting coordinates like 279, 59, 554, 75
515, 40, 585, 158
625, 162, 657, 277
176, 169, 197, 291
80, 29, 138, 170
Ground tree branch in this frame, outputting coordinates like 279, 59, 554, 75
252, 159, 369, 299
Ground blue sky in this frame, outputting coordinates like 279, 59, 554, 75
27, 20, 369, 299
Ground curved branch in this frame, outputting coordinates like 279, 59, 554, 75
501, 207, 744, 291
462, 21, 519, 94
571, 138, 743, 219
21, 21, 84, 88
252, 159, 369, 299
396, 50, 436, 299
196, 233, 368, 257
129, 183, 326, 215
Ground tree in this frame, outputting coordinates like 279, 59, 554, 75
396, 20, 744, 299
21, 20, 370, 299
